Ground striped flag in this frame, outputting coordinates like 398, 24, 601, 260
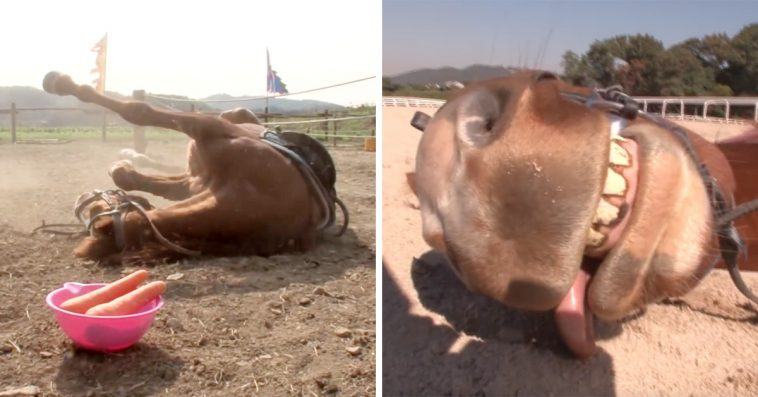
91, 34, 108, 93
266, 48, 288, 95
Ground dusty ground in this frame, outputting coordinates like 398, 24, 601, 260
0, 138, 375, 396
382, 105, 758, 396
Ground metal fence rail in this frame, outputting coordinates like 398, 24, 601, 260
0, 107, 375, 145
383, 96, 758, 123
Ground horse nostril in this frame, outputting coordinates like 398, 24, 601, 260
536, 71, 558, 82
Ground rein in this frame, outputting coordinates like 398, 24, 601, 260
73, 189, 201, 257
561, 86, 758, 305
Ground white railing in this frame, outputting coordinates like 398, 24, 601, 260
382, 97, 446, 108
385, 96, 758, 123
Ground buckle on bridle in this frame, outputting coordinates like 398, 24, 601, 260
73, 189, 201, 257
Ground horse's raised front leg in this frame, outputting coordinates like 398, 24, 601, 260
109, 160, 192, 201
42, 71, 239, 141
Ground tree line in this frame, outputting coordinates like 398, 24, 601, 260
562, 24, 757, 96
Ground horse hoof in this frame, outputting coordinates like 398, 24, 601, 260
42, 71, 75, 95
109, 159, 134, 177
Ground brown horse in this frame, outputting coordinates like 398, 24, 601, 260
717, 126, 758, 272
43, 71, 346, 264
410, 71, 755, 358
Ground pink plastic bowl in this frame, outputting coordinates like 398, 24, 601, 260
45, 282, 164, 352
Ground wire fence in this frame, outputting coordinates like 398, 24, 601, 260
1, 76, 377, 147
146, 76, 375, 103
382, 96, 758, 123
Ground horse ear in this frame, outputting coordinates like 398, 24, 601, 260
456, 90, 501, 147
411, 111, 431, 131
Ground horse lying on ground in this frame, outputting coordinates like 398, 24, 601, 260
42, 71, 347, 264
409, 71, 758, 358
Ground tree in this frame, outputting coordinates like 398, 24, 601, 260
571, 34, 666, 95
382, 77, 398, 93
658, 45, 726, 96
727, 23, 758, 94
561, 51, 596, 86
561, 28, 757, 96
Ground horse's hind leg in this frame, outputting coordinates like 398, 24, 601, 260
109, 160, 192, 201
43, 71, 236, 141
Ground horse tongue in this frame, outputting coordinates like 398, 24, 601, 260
554, 268, 596, 358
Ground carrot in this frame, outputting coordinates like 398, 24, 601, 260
85, 281, 166, 316
61, 270, 149, 314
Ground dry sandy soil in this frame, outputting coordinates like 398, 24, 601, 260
382, 105, 758, 396
0, 138, 375, 396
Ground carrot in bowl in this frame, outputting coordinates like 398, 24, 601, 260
86, 281, 166, 316
60, 270, 149, 314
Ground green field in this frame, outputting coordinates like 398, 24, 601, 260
0, 107, 376, 145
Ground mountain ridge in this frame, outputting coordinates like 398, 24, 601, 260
0, 86, 345, 127
388, 64, 521, 85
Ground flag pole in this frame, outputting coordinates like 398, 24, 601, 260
265, 48, 270, 123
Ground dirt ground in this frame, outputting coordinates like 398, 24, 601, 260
382, 106, 758, 396
0, 138, 375, 396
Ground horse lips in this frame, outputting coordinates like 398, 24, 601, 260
555, 136, 639, 358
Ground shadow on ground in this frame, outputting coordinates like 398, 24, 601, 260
383, 256, 619, 395
54, 344, 184, 396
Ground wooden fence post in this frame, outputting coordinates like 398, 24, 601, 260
332, 117, 338, 147
101, 110, 107, 142
323, 110, 330, 143
264, 96, 269, 123
10, 102, 17, 144
132, 90, 147, 153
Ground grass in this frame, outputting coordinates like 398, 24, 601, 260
0, 108, 376, 145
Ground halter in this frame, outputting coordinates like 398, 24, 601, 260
409, 86, 758, 305
73, 189, 201, 256
562, 86, 758, 305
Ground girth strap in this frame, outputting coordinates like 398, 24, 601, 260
260, 130, 334, 231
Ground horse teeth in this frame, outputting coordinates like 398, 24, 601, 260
593, 198, 620, 226
609, 141, 630, 167
586, 227, 606, 247
602, 167, 627, 196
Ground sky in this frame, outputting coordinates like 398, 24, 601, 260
0, 0, 379, 106
383, 0, 758, 76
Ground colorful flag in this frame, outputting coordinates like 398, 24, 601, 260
91, 34, 108, 93
266, 48, 288, 95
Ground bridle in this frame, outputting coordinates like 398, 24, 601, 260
409, 86, 758, 305
560, 86, 758, 305
73, 189, 201, 257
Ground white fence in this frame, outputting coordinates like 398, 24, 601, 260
384, 96, 758, 124
382, 97, 446, 109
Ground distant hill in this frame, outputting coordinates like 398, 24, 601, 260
0, 86, 345, 128
389, 64, 520, 85
198, 94, 345, 114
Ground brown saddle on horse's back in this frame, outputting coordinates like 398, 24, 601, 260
261, 130, 347, 235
